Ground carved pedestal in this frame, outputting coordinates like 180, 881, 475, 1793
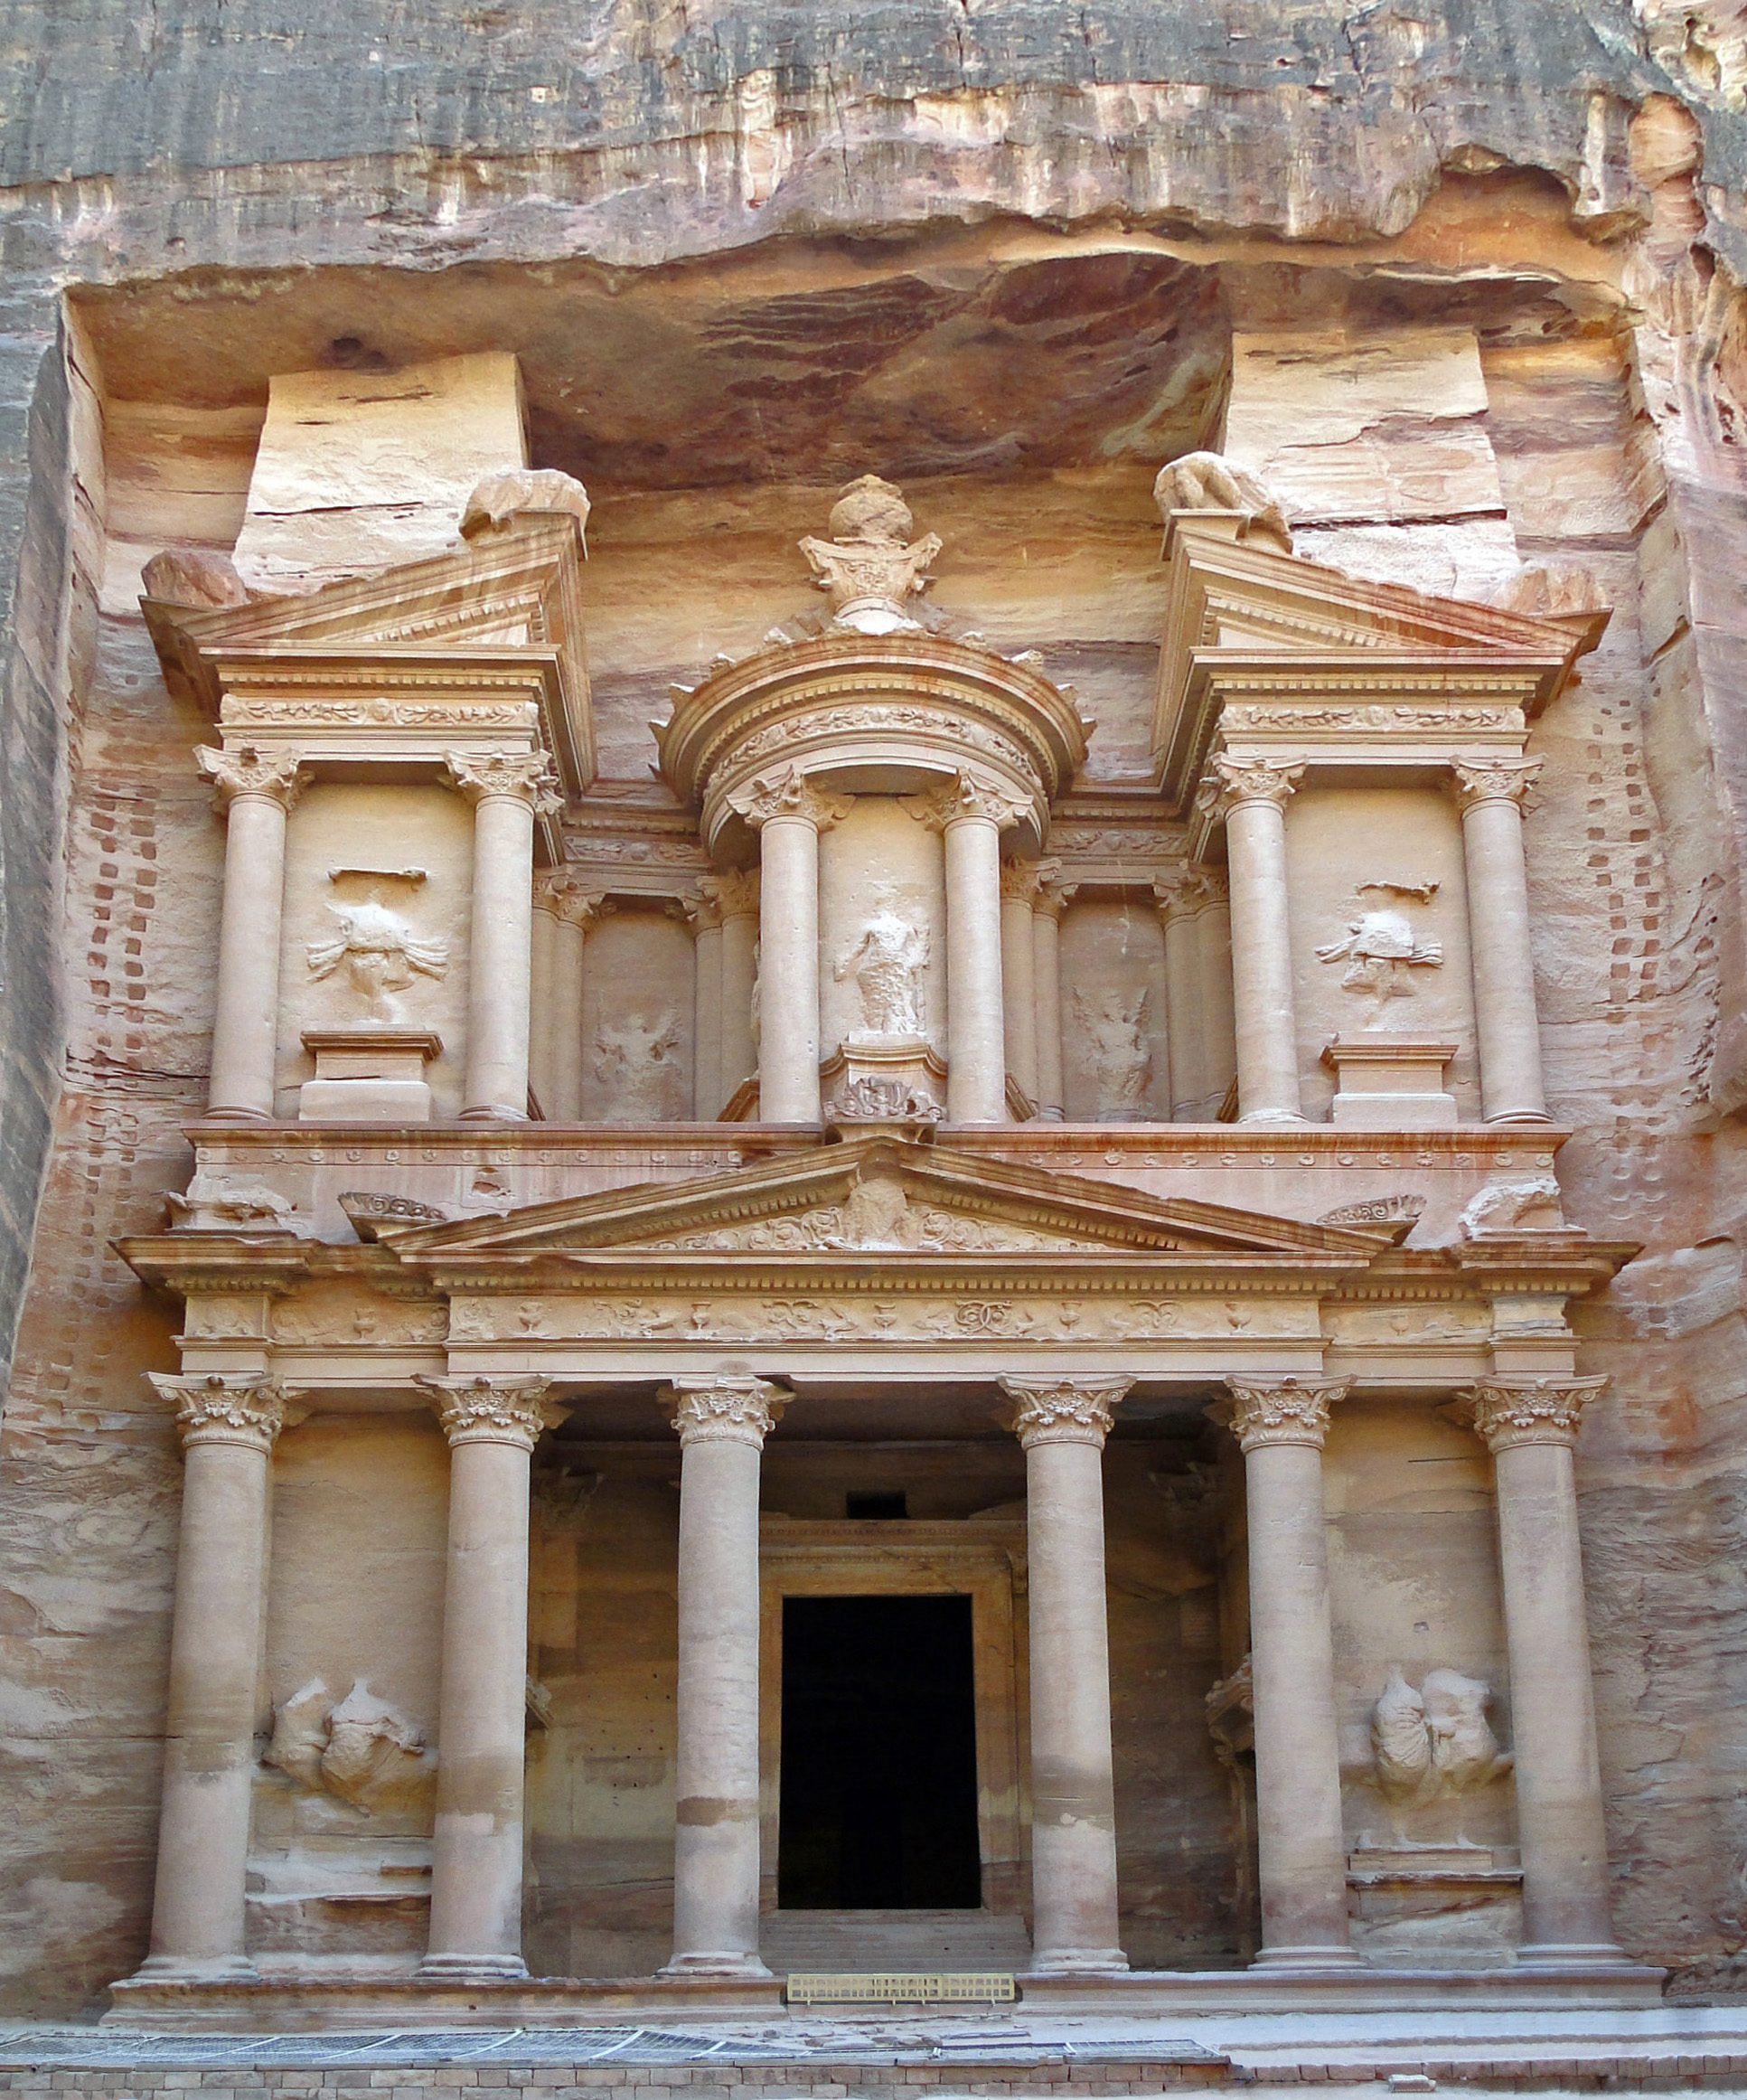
298, 1028, 443, 1122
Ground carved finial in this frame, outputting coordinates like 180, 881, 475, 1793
1153, 451, 1292, 553
142, 547, 252, 608
799, 475, 944, 636
459, 467, 591, 547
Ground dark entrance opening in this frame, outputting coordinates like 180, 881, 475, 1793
777, 1593, 982, 1909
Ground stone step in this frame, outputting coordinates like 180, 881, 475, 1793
758, 1908, 1033, 1975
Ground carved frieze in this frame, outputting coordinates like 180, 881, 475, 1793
270, 1286, 448, 1346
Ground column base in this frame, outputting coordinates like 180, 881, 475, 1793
415, 1952, 529, 1982
1482, 1108, 1554, 1125
200, 1107, 273, 1125
659, 1952, 774, 1980
129, 1954, 261, 1982
1236, 1110, 1310, 1126
1026, 1947, 1130, 1976
457, 1106, 531, 1124
1250, 1945, 1366, 1972
1516, 1941, 1630, 1969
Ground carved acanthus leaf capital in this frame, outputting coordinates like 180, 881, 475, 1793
196, 744, 313, 814
728, 766, 853, 833
1198, 756, 1306, 823
1000, 1376, 1132, 1449
150, 1370, 293, 1454
1455, 1376, 1607, 1452
1000, 858, 1057, 906
1153, 866, 1226, 919
661, 1377, 788, 1449
536, 871, 611, 930
443, 750, 558, 808
1451, 757, 1544, 814
1215, 1375, 1351, 1450
418, 1375, 565, 1450
903, 772, 1032, 834
701, 869, 761, 919
1030, 876, 1078, 924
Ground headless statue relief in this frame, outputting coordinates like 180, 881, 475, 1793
305, 876, 447, 1024
1074, 987, 1151, 1119
1371, 1665, 1513, 1809
594, 1011, 685, 1119
1317, 882, 1443, 1024
835, 888, 929, 1040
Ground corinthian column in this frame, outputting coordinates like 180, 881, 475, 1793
195, 747, 311, 1122
706, 871, 761, 1109
446, 751, 558, 1122
1000, 1376, 1132, 1973
730, 770, 850, 1125
1216, 1376, 1358, 1968
418, 1375, 564, 1979
1453, 759, 1550, 1123
660, 1377, 787, 1976
1459, 1377, 1620, 1963
685, 890, 725, 1118
1000, 862, 1043, 1104
549, 880, 608, 1124
909, 774, 1029, 1124
1202, 758, 1306, 1125
138, 1372, 291, 1976
1031, 876, 1075, 1121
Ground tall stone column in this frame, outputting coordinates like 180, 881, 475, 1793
1202, 758, 1306, 1125
1216, 1376, 1359, 1968
1460, 1376, 1620, 1963
1196, 871, 1237, 1117
1453, 759, 1551, 1124
1000, 1376, 1132, 1973
195, 747, 311, 1122
1000, 862, 1043, 1105
1031, 878, 1074, 1121
530, 878, 562, 1117
731, 771, 849, 1125
1153, 872, 1206, 1120
446, 752, 557, 1122
687, 890, 725, 1118
660, 1377, 787, 1976
418, 1375, 564, 1979
707, 871, 761, 1109
549, 881, 606, 1124
910, 774, 1028, 1124
138, 1371, 291, 1976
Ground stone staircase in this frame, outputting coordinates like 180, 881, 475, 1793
758, 1909, 1033, 1976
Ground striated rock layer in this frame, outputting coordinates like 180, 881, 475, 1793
0, 0, 1746, 2017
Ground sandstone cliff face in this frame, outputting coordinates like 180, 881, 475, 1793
3, 0, 1747, 2012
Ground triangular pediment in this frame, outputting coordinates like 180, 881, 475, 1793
373, 1136, 1393, 1272
143, 513, 594, 786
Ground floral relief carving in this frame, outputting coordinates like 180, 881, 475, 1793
1451, 757, 1543, 812
442, 749, 558, 807
1216, 1375, 1352, 1450
1000, 1376, 1133, 1448
661, 1376, 787, 1447
903, 772, 1032, 833
195, 743, 312, 812
271, 1289, 448, 1345
149, 1371, 293, 1453
1198, 755, 1306, 822
418, 1375, 563, 1449
728, 765, 854, 833
1456, 1376, 1608, 1451
220, 699, 540, 730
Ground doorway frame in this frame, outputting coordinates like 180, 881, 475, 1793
758, 1515, 1029, 1917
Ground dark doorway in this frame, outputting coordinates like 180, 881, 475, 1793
777, 1593, 982, 1909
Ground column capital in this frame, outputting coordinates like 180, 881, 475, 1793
1456, 1375, 1607, 1452
1000, 1376, 1132, 1449
1000, 856, 1059, 907
418, 1375, 566, 1450
661, 1376, 787, 1449
1031, 875, 1078, 924
1152, 866, 1226, 920
728, 766, 852, 833
444, 749, 558, 809
537, 870, 611, 929
681, 887, 724, 934
1451, 756, 1544, 814
1197, 755, 1306, 824
196, 743, 312, 814
150, 1371, 294, 1454
904, 770, 1031, 834
1214, 1375, 1350, 1451
701, 868, 761, 918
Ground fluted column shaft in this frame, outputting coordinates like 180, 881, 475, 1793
1455, 761, 1550, 1124
1205, 759, 1305, 1125
662, 1378, 786, 1977
709, 872, 761, 1109
1031, 882, 1072, 1121
418, 1376, 561, 1979
1461, 1377, 1620, 1961
1001, 1377, 1132, 1973
197, 748, 310, 1122
1219, 1377, 1358, 1967
140, 1373, 290, 1976
447, 753, 554, 1122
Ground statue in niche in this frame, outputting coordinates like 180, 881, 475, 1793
1073, 987, 1151, 1119
1371, 1666, 1513, 1807
263, 1676, 434, 1813
305, 871, 447, 1024
834, 886, 930, 1041
1317, 880, 1442, 1024
594, 1011, 685, 1119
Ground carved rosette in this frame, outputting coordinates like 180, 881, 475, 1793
728, 767, 853, 833
1198, 756, 1307, 824
195, 744, 312, 814
661, 1377, 788, 1450
1456, 1376, 1607, 1452
150, 1371, 292, 1454
1451, 757, 1544, 814
443, 749, 558, 808
1216, 1375, 1351, 1451
419, 1375, 563, 1450
1000, 1377, 1132, 1450
904, 771, 1032, 834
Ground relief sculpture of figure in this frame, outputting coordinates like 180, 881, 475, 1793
1317, 880, 1443, 1023
1073, 987, 1151, 1119
1371, 1665, 1512, 1807
305, 880, 448, 1024
595, 1011, 685, 1119
834, 887, 929, 1041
